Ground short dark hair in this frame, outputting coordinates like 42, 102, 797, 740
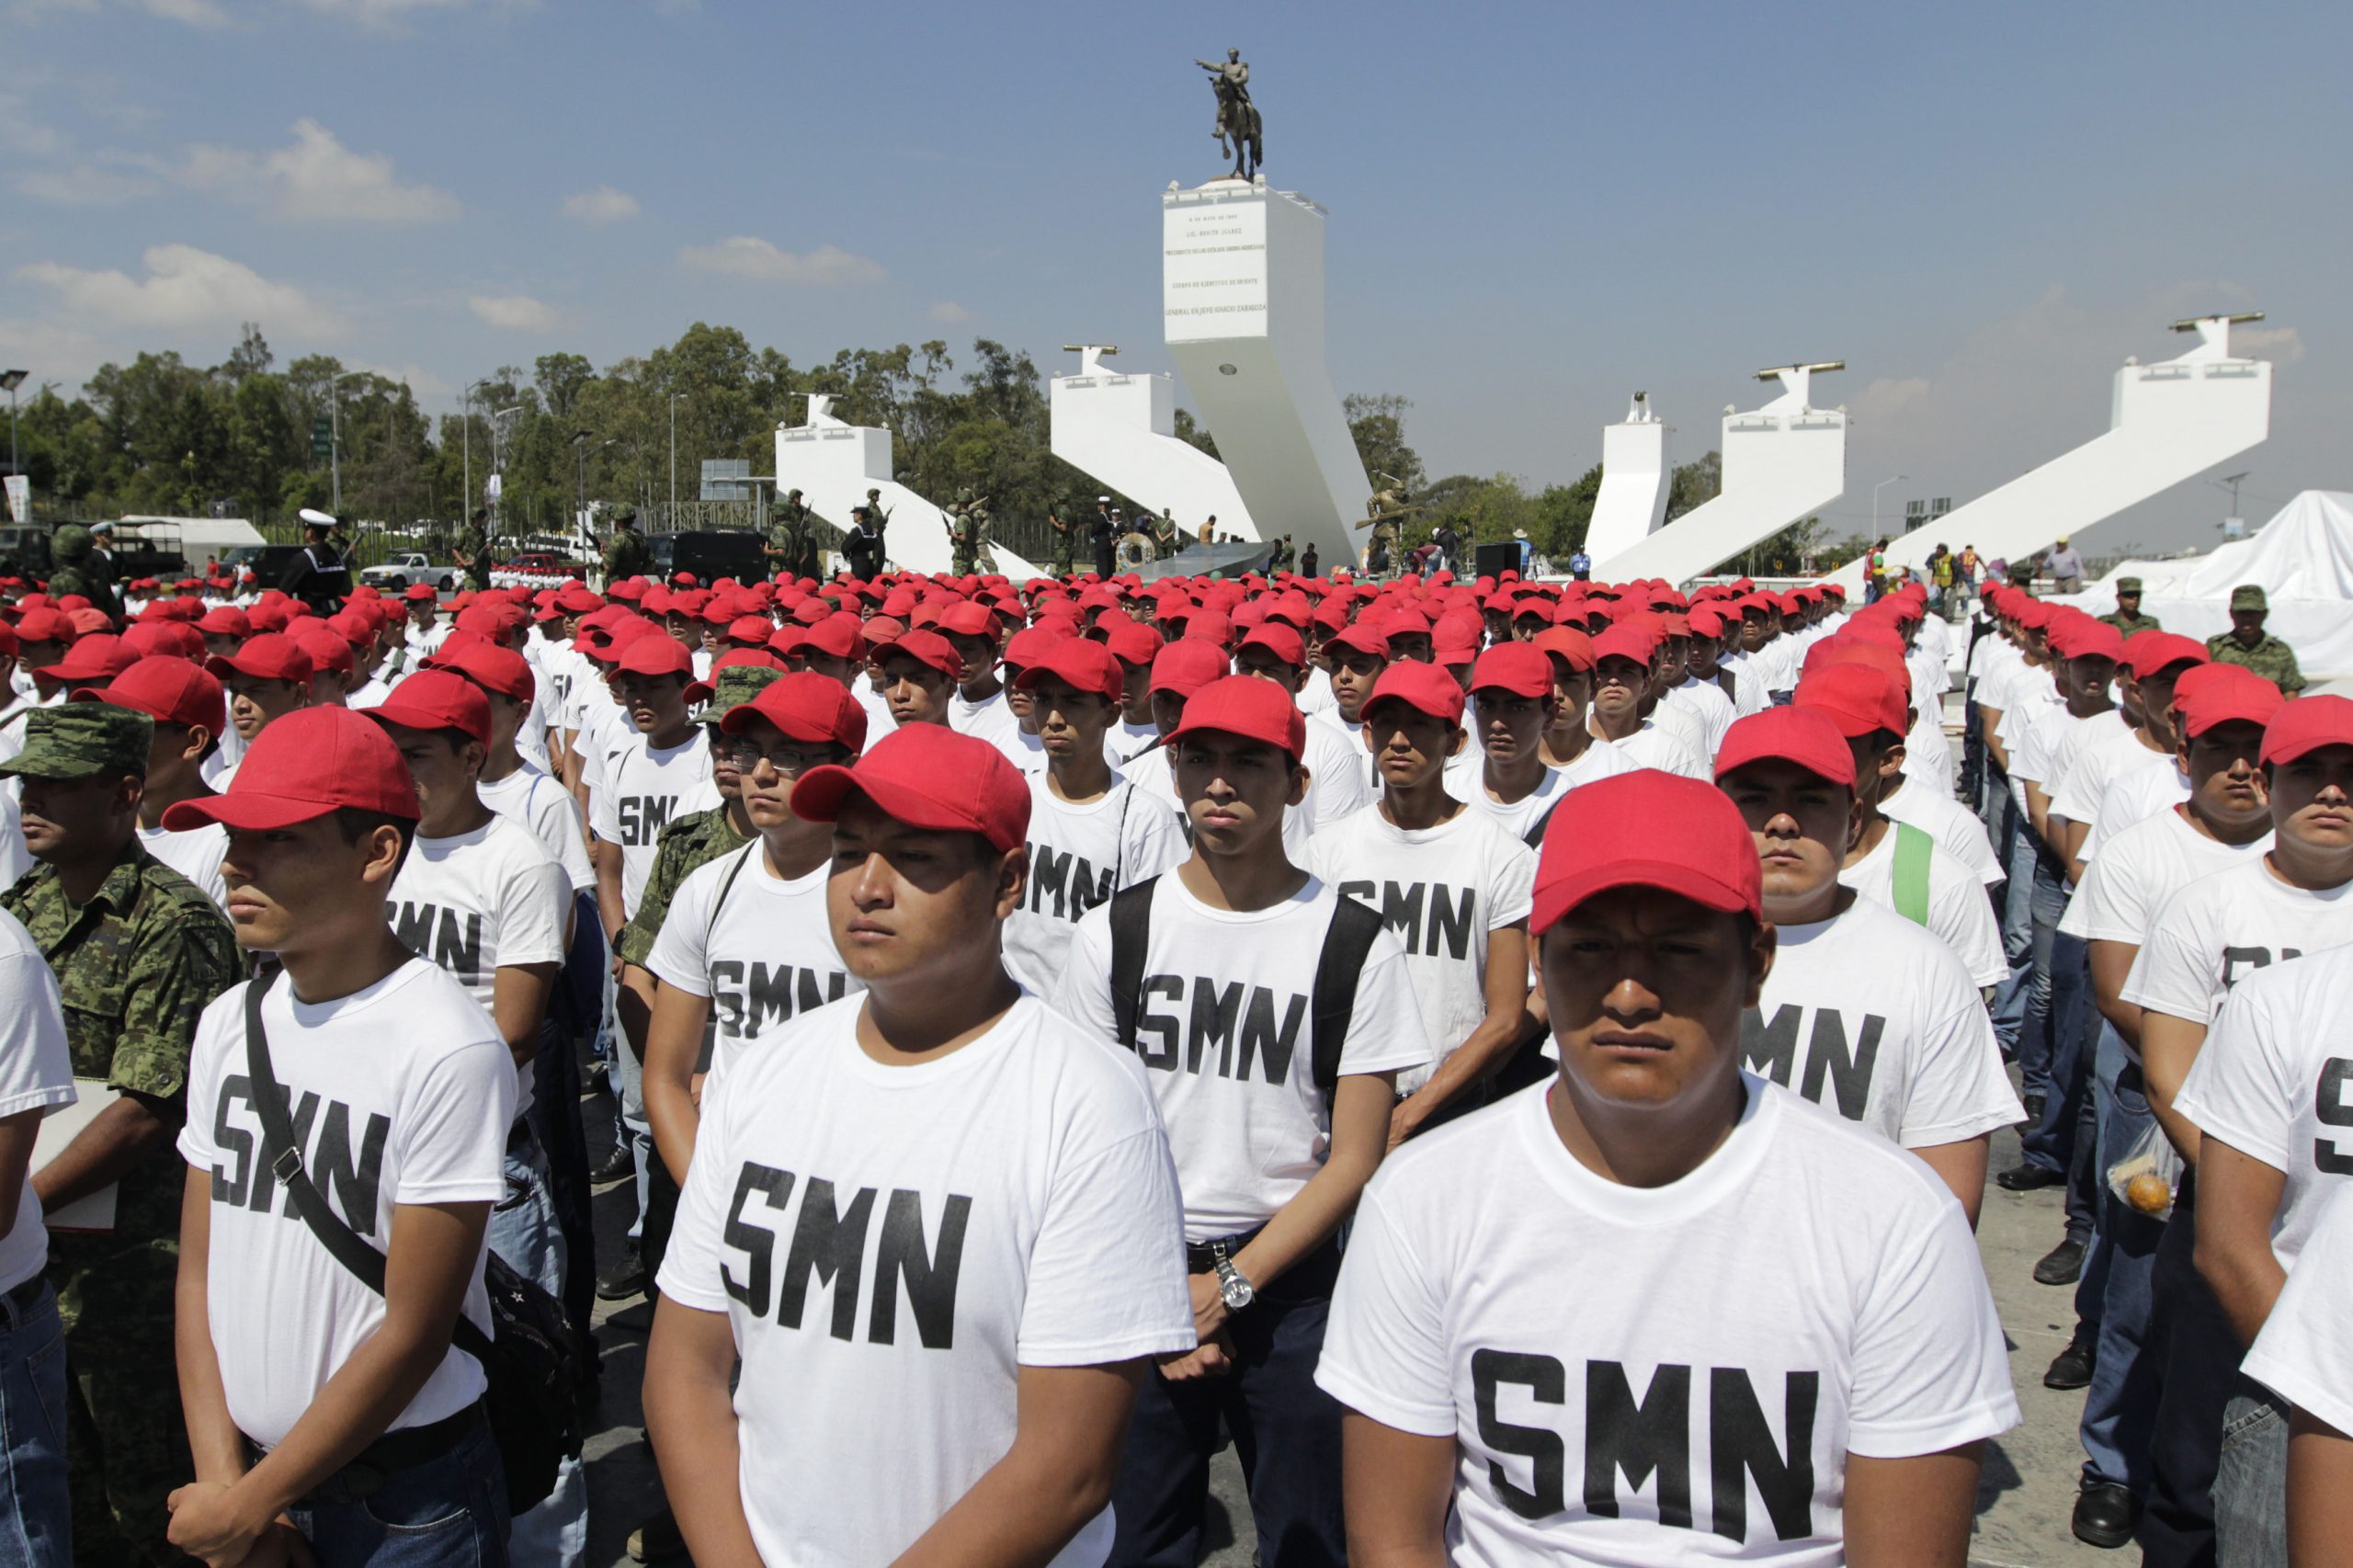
332, 807, 413, 876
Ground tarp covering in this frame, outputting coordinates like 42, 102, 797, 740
2069, 491, 2353, 677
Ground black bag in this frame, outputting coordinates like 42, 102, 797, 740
241, 967, 590, 1513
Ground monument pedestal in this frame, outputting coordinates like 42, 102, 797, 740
773, 395, 1038, 577
1049, 347, 1256, 541
1581, 393, 1671, 565
1163, 178, 1369, 571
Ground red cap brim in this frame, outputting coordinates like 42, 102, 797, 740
162, 791, 345, 834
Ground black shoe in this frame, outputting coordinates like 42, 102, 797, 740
2044, 1332, 2096, 1389
591, 1144, 636, 1185
2022, 1090, 2047, 1125
581, 1059, 611, 1097
2035, 1236, 2088, 1286
597, 1243, 646, 1302
1997, 1161, 2066, 1192
628, 1506, 686, 1562
2072, 1481, 2138, 1549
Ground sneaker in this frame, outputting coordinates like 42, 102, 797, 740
628, 1506, 687, 1562
2035, 1236, 2088, 1286
597, 1242, 647, 1302
2044, 1332, 2096, 1389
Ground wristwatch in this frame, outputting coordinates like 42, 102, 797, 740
1211, 1246, 1256, 1311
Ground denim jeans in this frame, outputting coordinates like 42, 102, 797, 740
2142, 1173, 2241, 1568
2079, 1030, 2166, 1492
602, 960, 652, 1243
1108, 1243, 1346, 1568
2022, 929, 2095, 1217
285, 1408, 509, 1567
0, 1281, 69, 1568
486, 1133, 585, 1568
1990, 791, 2037, 1051
2016, 847, 2069, 1106
2213, 1381, 2289, 1568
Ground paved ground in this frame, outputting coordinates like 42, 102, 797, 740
572, 1079, 2119, 1567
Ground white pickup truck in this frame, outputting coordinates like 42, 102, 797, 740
358, 552, 456, 594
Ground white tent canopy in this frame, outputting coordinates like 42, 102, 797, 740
2073, 491, 2353, 676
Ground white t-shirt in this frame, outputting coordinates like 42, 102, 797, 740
1051, 874, 1432, 1239
1745, 898, 2018, 1148
1315, 1079, 2018, 1566
176, 960, 514, 1448
2061, 808, 2270, 948
2122, 858, 2353, 1028
1840, 827, 2007, 987
2175, 949, 2353, 1274
1608, 720, 1709, 779
655, 994, 1195, 1568
2047, 716, 2159, 827
1282, 710, 1378, 858
2243, 1185, 2353, 1432
1004, 776, 1187, 995
644, 841, 861, 1077
2080, 755, 2192, 864
0, 790, 27, 892
1307, 804, 1535, 1094
1661, 675, 1735, 759
1307, 704, 1381, 799
0, 909, 77, 1295
588, 731, 720, 916
1877, 781, 2003, 887
139, 820, 230, 909
478, 762, 597, 894
1445, 739, 1636, 846
949, 688, 1018, 747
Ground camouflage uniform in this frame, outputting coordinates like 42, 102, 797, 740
43, 526, 122, 625
2099, 576, 2162, 635
947, 505, 978, 577
0, 706, 239, 1566
603, 510, 651, 585
2207, 585, 2308, 694
454, 520, 493, 592
612, 664, 780, 966
766, 494, 813, 581
1048, 513, 1075, 577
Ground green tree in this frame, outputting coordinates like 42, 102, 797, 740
1665, 449, 1722, 523
1345, 392, 1424, 497
1531, 464, 1603, 558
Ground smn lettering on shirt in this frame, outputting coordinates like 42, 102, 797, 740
1740, 1006, 1882, 1122
391, 901, 484, 986
721, 1163, 972, 1349
1337, 880, 1476, 960
207, 1074, 391, 1235
709, 962, 849, 1040
1132, 977, 1305, 1085
616, 794, 681, 847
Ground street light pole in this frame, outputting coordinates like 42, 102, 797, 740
330, 370, 363, 515
0, 371, 27, 484
462, 379, 494, 530
668, 392, 685, 528
1871, 473, 1907, 536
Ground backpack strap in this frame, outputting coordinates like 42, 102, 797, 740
706, 841, 758, 949
1309, 897, 1386, 1100
1107, 877, 1159, 1051
1891, 822, 1934, 927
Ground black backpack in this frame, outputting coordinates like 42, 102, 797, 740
1106, 876, 1384, 1105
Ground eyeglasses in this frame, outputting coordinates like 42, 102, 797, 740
716, 738, 837, 773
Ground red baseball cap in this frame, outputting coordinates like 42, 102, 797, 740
162, 705, 422, 831
880, 629, 961, 680
1714, 706, 1859, 789
2260, 694, 2353, 766
1167, 675, 1306, 762
2179, 677, 2285, 739
720, 670, 869, 751
1794, 663, 1908, 741
1235, 622, 1306, 669
362, 670, 491, 746
36, 633, 132, 684
801, 616, 867, 663
207, 632, 314, 686
401, 583, 438, 603
197, 607, 251, 639
937, 602, 999, 641
11, 608, 71, 644
1148, 639, 1229, 699
1590, 625, 1656, 669
1532, 627, 1597, 674
1098, 619, 1162, 669
427, 640, 535, 703
790, 724, 1028, 852
75, 655, 227, 735
293, 626, 354, 677
1002, 625, 1071, 669
123, 620, 205, 662
1469, 642, 1552, 699
610, 634, 696, 679
2125, 632, 2211, 679
1530, 770, 1764, 934
1013, 638, 1125, 705
1363, 660, 1466, 725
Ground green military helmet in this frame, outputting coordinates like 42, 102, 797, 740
614, 506, 639, 528
51, 524, 93, 563
0, 700, 153, 780
2115, 576, 2143, 595
694, 661, 786, 726
2231, 584, 2268, 612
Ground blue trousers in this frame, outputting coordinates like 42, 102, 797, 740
2141, 1173, 2240, 1568
2078, 1031, 2166, 1493
2022, 928, 2096, 1232
285, 1410, 509, 1568
0, 1282, 68, 1568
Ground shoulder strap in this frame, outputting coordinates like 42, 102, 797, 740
1107, 877, 1159, 1051
243, 967, 494, 1363
706, 842, 758, 947
1891, 822, 1934, 927
1309, 897, 1386, 1099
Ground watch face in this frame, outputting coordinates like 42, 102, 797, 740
1220, 1275, 1254, 1309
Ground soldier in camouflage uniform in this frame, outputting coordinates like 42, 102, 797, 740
2099, 576, 2162, 636
2207, 584, 2307, 694
1046, 508, 1076, 577
0, 705, 238, 1565
451, 506, 494, 592
1268, 533, 1296, 574
765, 490, 813, 581
602, 506, 651, 586
43, 525, 122, 626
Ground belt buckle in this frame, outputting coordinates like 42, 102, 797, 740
269, 1147, 303, 1187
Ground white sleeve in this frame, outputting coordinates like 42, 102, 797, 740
588, 761, 622, 846
644, 858, 721, 998
1491, 838, 1536, 928
2173, 979, 2295, 1171
0, 948, 76, 1120
1118, 788, 1187, 890
1334, 927, 1436, 1078
2120, 892, 2221, 1024
1048, 907, 1119, 1040
1844, 1190, 2020, 1456
1018, 1125, 1196, 1366
2048, 748, 2108, 825
1932, 872, 2008, 989
2243, 1190, 2353, 1433
2066, 839, 2158, 945
1899, 982, 2022, 1147
176, 1000, 235, 1171
1313, 1186, 1456, 1436
495, 853, 570, 971
533, 784, 597, 893
394, 1037, 516, 1205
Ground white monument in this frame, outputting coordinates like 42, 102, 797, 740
1579, 392, 1671, 564
1163, 178, 1370, 568
1831, 313, 2273, 590
1596, 362, 1849, 584
1048, 345, 1256, 540
772, 394, 1039, 577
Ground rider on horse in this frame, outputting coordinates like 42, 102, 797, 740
1197, 48, 1260, 176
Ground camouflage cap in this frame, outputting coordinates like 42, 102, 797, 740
2116, 576, 2143, 594
0, 700, 153, 780
51, 524, 92, 562
2231, 584, 2268, 612
694, 662, 785, 726
613, 505, 639, 526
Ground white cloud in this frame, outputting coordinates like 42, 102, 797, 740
1852, 375, 1930, 424
15, 244, 348, 337
291, 0, 497, 27
2234, 326, 2305, 365
15, 162, 157, 204
560, 185, 638, 224
468, 292, 560, 332
180, 119, 458, 222
927, 300, 975, 324
141, 0, 231, 25
676, 237, 883, 286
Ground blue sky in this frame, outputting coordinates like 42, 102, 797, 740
5, 0, 2347, 550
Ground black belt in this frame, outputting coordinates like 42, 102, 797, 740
250, 1401, 481, 1499
1185, 1225, 1264, 1273
0, 1276, 45, 1324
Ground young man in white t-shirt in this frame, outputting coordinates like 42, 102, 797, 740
2239, 1185, 2353, 1565
1303, 621, 1387, 800
875, 629, 961, 732
165, 705, 517, 1566
1315, 768, 2018, 1566
1051, 675, 1429, 1568
203, 633, 316, 791
1587, 628, 1708, 778
1447, 641, 1634, 846
1231, 621, 1374, 858
1003, 639, 1184, 994
1309, 660, 1534, 1142
86, 654, 233, 910
1716, 707, 2019, 1222
645, 724, 1195, 1568
2124, 696, 2353, 1568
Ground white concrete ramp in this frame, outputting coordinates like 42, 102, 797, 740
1597, 363, 1848, 585
773, 396, 1040, 577
1581, 392, 1671, 564
1830, 315, 2272, 590
1049, 347, 1256, 540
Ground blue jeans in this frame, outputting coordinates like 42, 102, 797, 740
1108, 1244, 1346, 1568
0, 1282, 69, 1567
2079, 1031, 2165, 1492
2213, 1381, 2289, 1568
2143, 1173, 2240, 1568
285, 1409, 509, 1568
2015, 846, 2068, 1105
487, 1136, 586, 1568
2022, 930, 2094, 1208
1991, 800, 2040, 1053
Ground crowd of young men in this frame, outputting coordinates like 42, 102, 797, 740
0, 545, 2336, 1568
